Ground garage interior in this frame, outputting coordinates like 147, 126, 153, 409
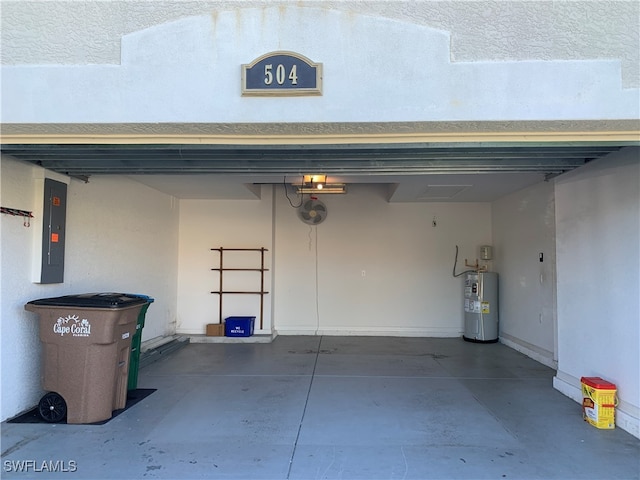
2, 124, 633, 345
2, 2, 639, 477
2, 124, 639, 478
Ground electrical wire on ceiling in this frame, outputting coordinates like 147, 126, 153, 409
283, 175, 304, 208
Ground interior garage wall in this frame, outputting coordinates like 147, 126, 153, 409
64, 176, 180, 341
176, 187, 274, 334
553, 147, 639, 438
0, 156, 179, 421
175, 184, 492, 337
273, 185, 492, 336
492, 180, 557, 367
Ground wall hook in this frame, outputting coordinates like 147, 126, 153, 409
1, 206, 34, 227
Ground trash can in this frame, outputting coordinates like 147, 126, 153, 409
25, 293, 147, 424
125, 294, 154, 391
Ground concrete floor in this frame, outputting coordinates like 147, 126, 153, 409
2, 336, 639, 479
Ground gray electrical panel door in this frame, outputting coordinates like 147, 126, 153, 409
40, 178, 67, 283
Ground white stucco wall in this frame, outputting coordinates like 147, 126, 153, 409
492, 180, 557, 367
1, 158, 48, 421
553, 147, 640, 438
0, 157, 179, 421
3, 1, 638, 88
2, 7, 638, 123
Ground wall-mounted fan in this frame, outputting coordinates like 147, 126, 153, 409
298, 198, 327, 225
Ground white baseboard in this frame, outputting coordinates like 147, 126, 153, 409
500, 333, 557, 369
615, 409, 640, 438
275, 327, 461, 337
176, 328, 272, 336
553, 372, 584, 403
188, 333, 275, 344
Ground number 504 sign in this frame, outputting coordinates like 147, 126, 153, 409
242, 51, 323, 96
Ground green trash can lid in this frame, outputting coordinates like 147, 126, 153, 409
125, 294, 155, 303
26, 293, 147, 309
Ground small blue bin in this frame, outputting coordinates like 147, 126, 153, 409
225, 316, 255, 337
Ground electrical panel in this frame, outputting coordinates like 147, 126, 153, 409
39, 178, 67, 283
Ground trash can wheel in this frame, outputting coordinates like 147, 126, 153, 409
38, 392, 67, 423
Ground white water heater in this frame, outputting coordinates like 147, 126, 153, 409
463, 272, 499, 342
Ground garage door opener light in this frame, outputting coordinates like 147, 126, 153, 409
295, 175, 346, 194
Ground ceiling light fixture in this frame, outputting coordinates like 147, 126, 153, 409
307, 174, 326, 189
296, 184, 346, 194
295, 174, 347, 194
